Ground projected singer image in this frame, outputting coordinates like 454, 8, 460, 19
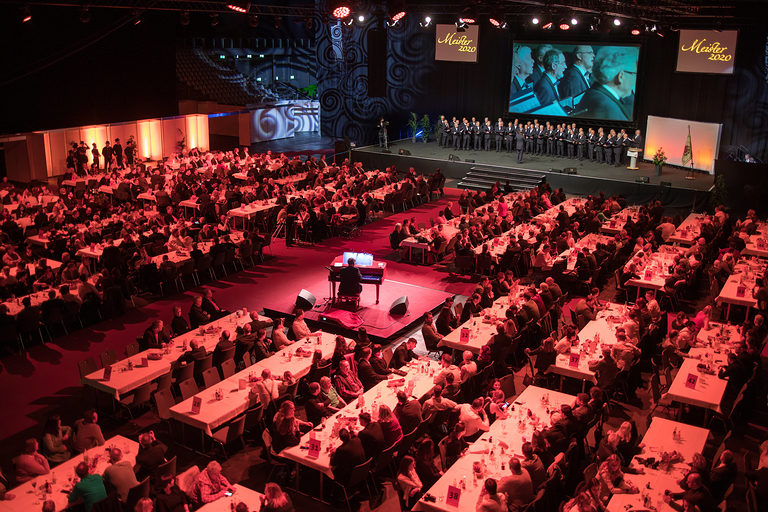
509, 42, 640, 121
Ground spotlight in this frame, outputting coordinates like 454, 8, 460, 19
389, 0, 406, 23
459, 17, 475, 24
79, 7, 91, 24
420, 16, 432, 28
210, 13, 219, 27
227, 2, 249, 13
613, 18, 621, 26
391, 11, 406, 22
249, 15, 259, 27
357, 14, 365, 23
132, 10, 142, 25
180, 11, 190, 26
331, 5, 351, 19
21, 6, 31, 23
531, 17, 540, 25
489, 18, 502, 28
631, 26, 641, 35
571, 18, 578, 25
542, 21, 553, 30
559, 22, 570, 31
455, 20, 467, 31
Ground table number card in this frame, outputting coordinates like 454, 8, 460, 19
685, 373, 698, 390
569, 352, 580, 368
736, 285, 746, 297
644, 270, 653, 280
308, 436, 321, 459
460, 328, 470, 343
238, 379, 247, 390
141, 357, 149, 367
191, 396, 202, 414
102, 365, 112, 381
446, 485, 461, 507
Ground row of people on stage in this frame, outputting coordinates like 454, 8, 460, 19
436, 116, 643, 166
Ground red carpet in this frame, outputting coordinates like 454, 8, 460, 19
0, 188, 476, 442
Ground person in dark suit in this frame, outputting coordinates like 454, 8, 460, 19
330, 428, 366, 485
112, 138, 123, 168
495, 119, 505, 152
587, 128, 597, 161
357, 347, 388, 390
435, 296, 459, 335
170, 305, 190, 336
394, 390, 422, 434
596, 128, 607, 163
516, 124, 525, 163
338, 258, 362, 296
529, 44, 553, 86
143, 320, 170, 349
559, 45, 594, 99
178, 340, 208, 365
631, 129, 644, 160
533, 49, 566, 107
576, 47, 637, 121
201, 288, 228, 319
588, 347, 619, 388
213, 330, 235, 365
357, 412, 385, 459
390, 338, 417, 368
188, 296, 211, 329
509, 45, 534, 102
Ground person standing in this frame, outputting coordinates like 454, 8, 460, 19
535, 122, 545, 155
587, 128, 597, 162
516, 124, 525, 163
90, 143, 100, 171
631, 129, 644, 160
544, 122, 554, 155
102, 141, 113, 171
596, 128, 606, 163
462, 119, 472, 151
451, 120, 461, 151
576, 128, 586, 161
556, 124, 565, 157
504, 122, 515, 153
113, 138, 123, 169
483, 120, 493, 151
559, 45, 595, 99
495, 119, 505, 152
377, 118, 388, 148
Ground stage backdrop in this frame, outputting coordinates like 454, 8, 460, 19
644, 115, 722, 173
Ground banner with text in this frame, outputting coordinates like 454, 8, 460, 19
435, 24, 479, 63
676, 29, 737, 74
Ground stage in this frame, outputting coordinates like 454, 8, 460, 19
263, 277, 453, 343
353, 139, 714, 208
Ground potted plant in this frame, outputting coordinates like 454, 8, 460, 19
420, 114, 431, 143
407, 112, 419, 143
652, 147, 667, 176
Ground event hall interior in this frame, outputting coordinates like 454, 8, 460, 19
0, 1, 767, 512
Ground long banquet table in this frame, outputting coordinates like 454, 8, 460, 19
414, 386, 575, 512
197, 484, 263, 512
605, 417, 710, 512
667, 213, 708, 245
625, 245, 686, 300
170, 332, 343, 436
0, 435, 137, 512
715, 257, 765, 321
82, 311, 271, 400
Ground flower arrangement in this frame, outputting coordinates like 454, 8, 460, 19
652, 148, 668, 166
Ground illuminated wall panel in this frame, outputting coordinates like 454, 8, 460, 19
644, 115, 722, 174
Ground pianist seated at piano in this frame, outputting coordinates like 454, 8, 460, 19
338, 258, 363, 297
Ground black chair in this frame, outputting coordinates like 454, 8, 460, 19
333, 458, 374, 512
125, 477, 150, 511
211, 415, 246, 458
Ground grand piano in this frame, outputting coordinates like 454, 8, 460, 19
327, 253, 386, 304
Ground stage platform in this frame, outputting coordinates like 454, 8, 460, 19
353, 139, 714, 208
263, 278, 452, 344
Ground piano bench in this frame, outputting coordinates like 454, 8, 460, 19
336, 294, 360, 310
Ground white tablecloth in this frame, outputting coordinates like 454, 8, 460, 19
715, 260, 764, 309
82, 311, 270, 400
414, 386, 575, 512
664, 354, 727, 412
667, 213, 707, 245
170, 332, 342, 435
626, 246, 685, 292
606, 417, 710, 512
600, 206, 640, 235
279, 359, 443, 479
0, 436, 137, 512
197, 484, 263, 512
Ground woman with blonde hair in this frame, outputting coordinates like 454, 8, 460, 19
134, 497, 154, 512
271, 400, 311, 452
261, 482, 294, 512
396, 455, 422, 508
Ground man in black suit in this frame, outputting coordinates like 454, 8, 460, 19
533, 49, 566, 108
576, 128, 586, 161
535, 122, 545, 154
495, 119, 505, 152
357, 412, 385, 459
201, 288, 227, 319
112, 138, 123, 168
516, 124, 525, 163
390, 338, 417, 368
605, 129, 618, 165
394, 390, 422, 434
576, 47, 637, 121
631, 129, 644, 160
451, 120, 461, 150
170, 305, 190, 336
357, 347, 388, 390
188, 295, 210, 329
587, 128, 597, 161
559, 45, 595, 99
483, 120, 493, 151
435, 296, 459, 335
595, 128, 606, 163
462, 119, 472, 150
143, 320, 170, 349
529, 44, 553, 86
330, 428, 366, 485
509, 45, 534, 102
338, 257, 363, 296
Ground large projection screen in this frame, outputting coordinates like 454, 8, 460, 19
644, 115, 722, 174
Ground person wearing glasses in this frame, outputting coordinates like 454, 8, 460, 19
576, 47, 638, 121
559, 45, 595, 99
533, 49, 566, 108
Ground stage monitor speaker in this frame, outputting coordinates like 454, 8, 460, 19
367, 29, 386, 97
634, 176, 650, 183
389, 296, 409, 316
381, 148, 392, 153
564, 167, 577, 174
399, 149, 411, 156
448, 154, 461, 161
660, 181, 672, 188
296, 289, 316, 311
465, 159, 475, 163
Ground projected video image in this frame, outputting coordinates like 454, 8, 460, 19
509, 42, 640, 121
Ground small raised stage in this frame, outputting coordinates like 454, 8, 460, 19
354, 139, 714, 208
263, 279, 452, 343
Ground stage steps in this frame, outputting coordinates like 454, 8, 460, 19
457, 166, 547, 192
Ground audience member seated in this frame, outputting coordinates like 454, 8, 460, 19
73, 409, 105, 453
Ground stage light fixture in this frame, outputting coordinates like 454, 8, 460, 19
357, 14, 365, 23
343, 16, 354, 26
559, 22, 570, 31
331, 4, 351, 19
392, 11, 406, 22
249, 15, 259, 27
571, 17, 578, 25
631, 25, 641, 35
542, 21, 553, 30
180, 11, 190, 26
420, 16, 432, 28
79, 7, 91, 24
459, 17, 475, 24
531, 17, 540, 25
132, 10, 142, 25
388, 0, 406, 23
21, 6, 31, 23
210, 13, 219, 27
227, 2, 250, 13
613, 18, 621, 26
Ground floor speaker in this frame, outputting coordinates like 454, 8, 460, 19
399, 149, 411, 156
389, 296, 409, 316
448, 154, 461, 161
381, 148, 392, 153
465, 159, 475, 163
296, 289, 316, 311
564, 167, 577, 174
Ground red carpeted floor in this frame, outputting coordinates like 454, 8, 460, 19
0, 188, 476, 442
